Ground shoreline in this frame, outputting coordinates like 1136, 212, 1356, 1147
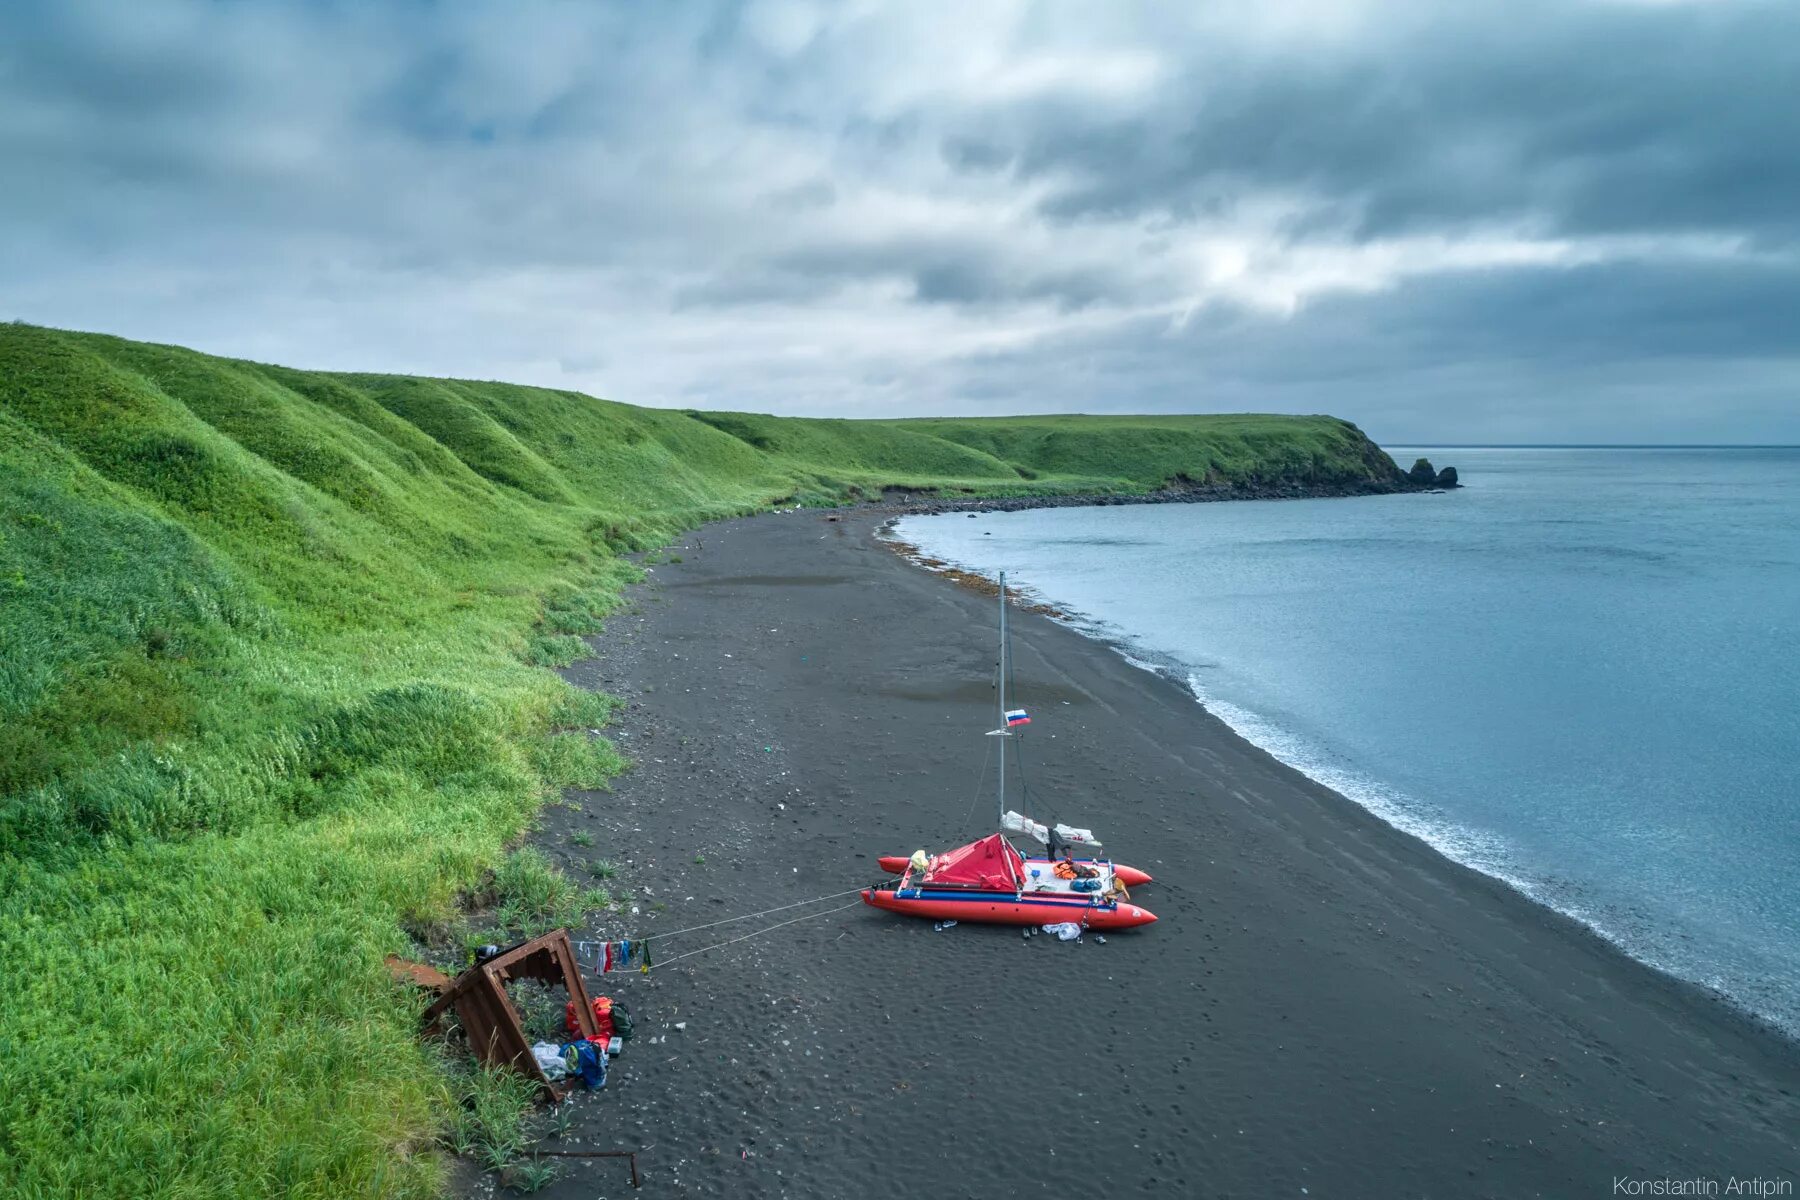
518, 508, 1799, 1199
824, 472, 1452, 519
879, 514, 1800, 1048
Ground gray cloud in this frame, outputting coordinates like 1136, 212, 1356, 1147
0, 0, 1796, 442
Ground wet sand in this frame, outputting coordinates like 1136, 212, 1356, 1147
527, 510, 1799, 1199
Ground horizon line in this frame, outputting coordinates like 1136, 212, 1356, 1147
1382, 443, 1800, 450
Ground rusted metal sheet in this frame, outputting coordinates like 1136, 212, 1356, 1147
421, 929, 599, 1101
385, 954, 452, 994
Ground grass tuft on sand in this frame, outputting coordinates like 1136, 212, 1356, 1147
0, 321, 1408, 1197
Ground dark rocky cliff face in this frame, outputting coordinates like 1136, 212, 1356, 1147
853, 423, 1455, 514
1404, 456, 1461, 490
1337, 422, 1456, 492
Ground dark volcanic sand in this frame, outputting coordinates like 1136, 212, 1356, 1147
514, 511, 1799, 1200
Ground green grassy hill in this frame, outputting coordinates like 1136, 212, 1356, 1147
0, 322, 1407, 1197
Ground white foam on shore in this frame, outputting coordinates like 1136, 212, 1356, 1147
1179, 670, 1524, 882
1128, 635, 1797, 1035
1159, 650, 1794, 1035
1083, 622, 1532, 891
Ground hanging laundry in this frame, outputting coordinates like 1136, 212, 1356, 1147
620, 937, 631, 966
602, 941, 613, 973
641, 937, 653, 973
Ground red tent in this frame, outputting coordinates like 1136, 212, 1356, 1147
923, 834, 1025, 890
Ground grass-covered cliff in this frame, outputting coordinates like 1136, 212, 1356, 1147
0, 322, 1410, 1197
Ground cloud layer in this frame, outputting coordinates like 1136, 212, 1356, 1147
3, 0, 1796, 441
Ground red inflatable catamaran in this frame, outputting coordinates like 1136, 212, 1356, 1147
862, 571, 1159, 931
862, 832, 1157, 929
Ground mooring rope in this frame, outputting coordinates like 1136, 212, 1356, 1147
653, 898, 865, 968
572, 883, 878, 973
629, 885, 872, 942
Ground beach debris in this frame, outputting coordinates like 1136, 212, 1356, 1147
385, 954, 452, 995
532, 1042, 571, 1081
528, 1148, 642, 1190
1042, 922, 1083, 941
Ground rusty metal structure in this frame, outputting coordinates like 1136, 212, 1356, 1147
532, 1148, 642, 1188
418, 929, 600, 1100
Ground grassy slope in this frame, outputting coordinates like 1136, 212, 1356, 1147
688, 408, 1401, 494
0, 323, 1405, 1197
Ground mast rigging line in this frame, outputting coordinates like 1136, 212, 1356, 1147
997, 572, 1039, 822
997, 571, 1008, 826
960, 734, 995, 833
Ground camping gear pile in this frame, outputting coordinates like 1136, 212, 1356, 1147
528, 996, 632, 1090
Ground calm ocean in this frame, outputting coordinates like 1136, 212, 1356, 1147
897, 448, 1800, 1034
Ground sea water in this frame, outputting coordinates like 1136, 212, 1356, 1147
896, 448, 1800, 1034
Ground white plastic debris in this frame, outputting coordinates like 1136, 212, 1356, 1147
532, 1043, 570, 1081
1042, 922, 1082, 941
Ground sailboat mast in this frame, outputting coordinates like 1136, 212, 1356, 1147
997, 571, 1006, 824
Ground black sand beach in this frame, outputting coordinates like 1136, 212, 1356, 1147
524, 510, 1800, 1199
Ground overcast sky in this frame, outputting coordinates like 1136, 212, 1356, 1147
3, 1, 1796, 442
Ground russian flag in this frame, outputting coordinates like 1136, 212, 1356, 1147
1005, 709, 1030, 727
